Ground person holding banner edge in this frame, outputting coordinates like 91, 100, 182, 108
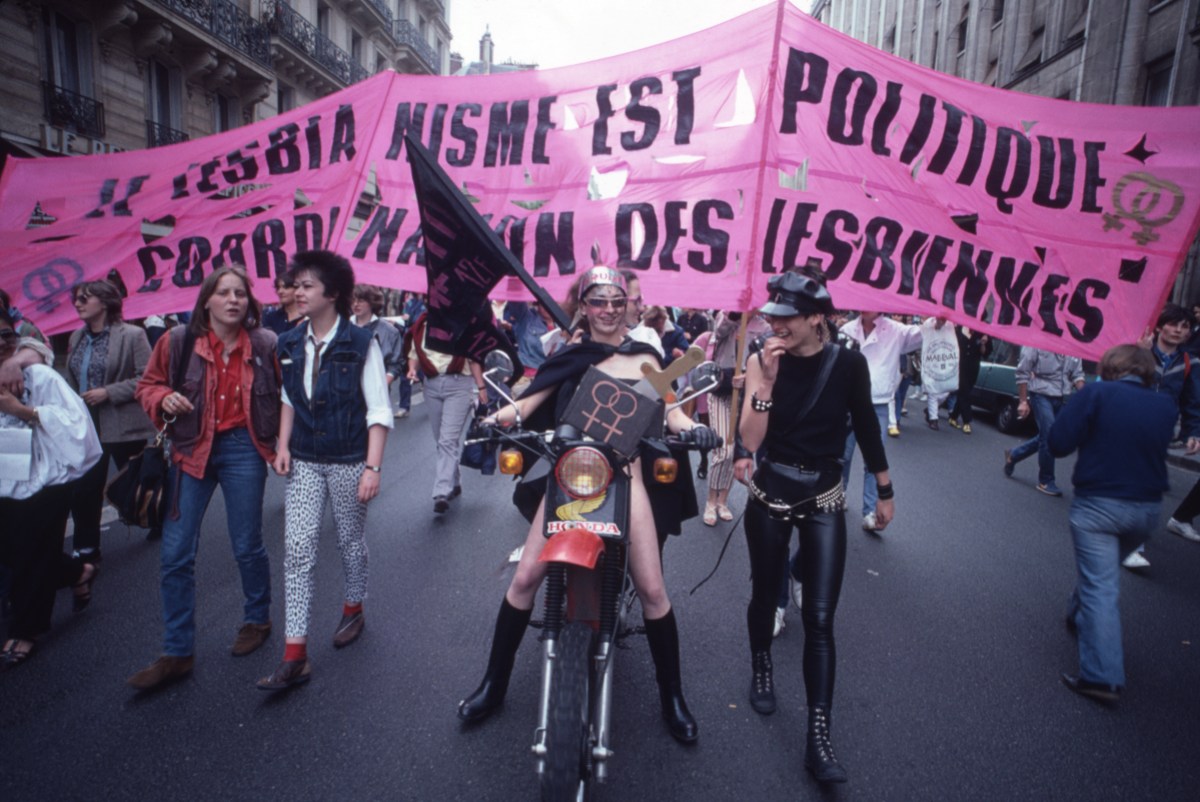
457, 266, 717, 743
740, 271, 892, 784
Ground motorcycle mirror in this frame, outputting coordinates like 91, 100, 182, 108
484, 350, 515, 383
692, 361, 722, 392
482, 350, 522, 427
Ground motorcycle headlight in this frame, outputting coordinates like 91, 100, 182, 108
555, 446, 612, 499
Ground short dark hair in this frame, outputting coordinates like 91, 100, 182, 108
353, 284, 384, 315
188, 266, 262, 336
1157, 303, 1191, 330
1099, 344, 1156, 386
72, 280, 124, 322
289, 250, 355, 319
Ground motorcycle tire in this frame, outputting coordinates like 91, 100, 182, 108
541, 621, 594, 802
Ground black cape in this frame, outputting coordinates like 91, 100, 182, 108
511, 337, 699, 536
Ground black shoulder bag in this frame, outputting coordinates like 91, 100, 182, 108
106, 328, 195, 529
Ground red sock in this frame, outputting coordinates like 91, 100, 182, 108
343, 602, 363, 617
284, 642, 307, 662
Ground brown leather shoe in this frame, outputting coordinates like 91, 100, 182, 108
127, 655, 194, 690
332, 611, 365, 649
231, 622, 272, 657
256, 659, 311, 691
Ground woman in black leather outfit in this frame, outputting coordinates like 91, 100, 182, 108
739, 272, 893, 784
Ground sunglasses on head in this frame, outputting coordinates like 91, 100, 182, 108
584, 297, 628, 310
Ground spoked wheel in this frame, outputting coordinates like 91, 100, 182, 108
541, 622, 594, 802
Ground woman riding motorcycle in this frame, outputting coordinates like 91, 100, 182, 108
457, 266, 717, 743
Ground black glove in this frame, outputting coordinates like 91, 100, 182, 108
689, 424, 720, 451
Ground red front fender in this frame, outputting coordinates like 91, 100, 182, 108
538, 527, 606, 569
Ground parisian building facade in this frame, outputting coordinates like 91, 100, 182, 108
0, 0, 452, 163
809, 0, 1200, 303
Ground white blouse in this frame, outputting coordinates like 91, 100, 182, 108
0, 364, 102, 500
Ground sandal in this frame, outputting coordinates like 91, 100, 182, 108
717, 504, 734, 522
703, 504, 718, 527
72, 563, 99, 613
0, 639, 35, 669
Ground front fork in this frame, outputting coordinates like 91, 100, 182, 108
532, 548, 625, 782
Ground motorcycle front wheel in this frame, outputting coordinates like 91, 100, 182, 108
541, 621, 594, 802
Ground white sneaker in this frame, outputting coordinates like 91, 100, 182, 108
791, 579, 803, 611
394, 408, 410, 419
1167, 517, 1200, 542
773, 607, 786, 638
862, 512, 878, 532
1122, 551, 1150, 570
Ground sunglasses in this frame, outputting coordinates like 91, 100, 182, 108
0, 329, 18, 342
584, 297, 628, 310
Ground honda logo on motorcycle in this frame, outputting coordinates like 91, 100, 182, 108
546, 520, 622, 536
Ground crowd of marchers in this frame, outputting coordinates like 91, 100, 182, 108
0, 261, 1196, 784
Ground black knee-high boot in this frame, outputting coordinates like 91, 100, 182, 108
643, 608, 699, 743
458, 598, 532, 722
805, 705, 847, 783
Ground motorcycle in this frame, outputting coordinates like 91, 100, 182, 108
469, 350, 722, 802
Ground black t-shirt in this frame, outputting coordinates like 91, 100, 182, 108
764, 346, 888, 474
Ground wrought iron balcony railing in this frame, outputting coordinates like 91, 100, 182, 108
361, 0, 394, 29
146, 119, 190, 148
152, 0, 272, 68
394, 19, 438, 73
351, 62, 370, 84
42, 82, 105, 138
266, 0, 358, 85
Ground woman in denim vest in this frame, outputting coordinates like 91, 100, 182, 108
258, 251, 392, 691
127, 267, 282, 691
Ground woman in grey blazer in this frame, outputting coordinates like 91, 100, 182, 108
66, 281, 157, 561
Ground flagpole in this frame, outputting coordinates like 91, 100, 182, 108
729, 313, 750, 444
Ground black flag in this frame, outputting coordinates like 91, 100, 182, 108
404, 133, 571, 370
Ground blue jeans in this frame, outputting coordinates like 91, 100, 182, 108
1065, 496, 1158, 687
160, 429, 271, 656
398, 376, 413, 411
1009, 393, 1064, 485
842, 403, 889, 516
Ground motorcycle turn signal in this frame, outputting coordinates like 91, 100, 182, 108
653, 457, 679, 484
499, 448, 524, 475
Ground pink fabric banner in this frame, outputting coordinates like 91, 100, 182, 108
2, 1, 1199, 359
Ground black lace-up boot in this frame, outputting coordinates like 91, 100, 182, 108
749, 650, 776, 715
457, 599, 531, 722
805, 705, 848, 783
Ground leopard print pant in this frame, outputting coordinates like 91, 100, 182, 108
283, 459, 369, 639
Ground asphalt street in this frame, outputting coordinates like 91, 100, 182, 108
2, 399, 1198, 802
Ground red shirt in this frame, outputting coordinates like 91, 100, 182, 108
208, 332, 248, 433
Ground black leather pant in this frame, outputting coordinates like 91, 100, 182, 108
744, 462, 847, 708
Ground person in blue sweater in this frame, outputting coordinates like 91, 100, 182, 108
1048, 345, 1176, 704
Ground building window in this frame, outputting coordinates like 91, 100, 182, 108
985, 58, 998, 87
376, 54, 387, 74
932, 31, 940, 70
147, 60, 186, 147
992, 0, 1005, 24
1062, 0, 1087, 46
215, 94, 238, 132
41, 9, 102, 137
419, 15, 428, 42
351, 30, 363, 65
277, 83, 294, 114
1015, 26, 1044, 74
437, 40, 446, 74
397, 0, 407, 21
317, 3, 331, 37
956, 7, 969, 54
1143, 56, 1173, 107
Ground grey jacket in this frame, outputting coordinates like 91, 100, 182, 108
1015, 347, 1085, 398
67, 322, 156, 443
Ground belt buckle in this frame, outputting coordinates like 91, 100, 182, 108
766, 502, 793, 521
